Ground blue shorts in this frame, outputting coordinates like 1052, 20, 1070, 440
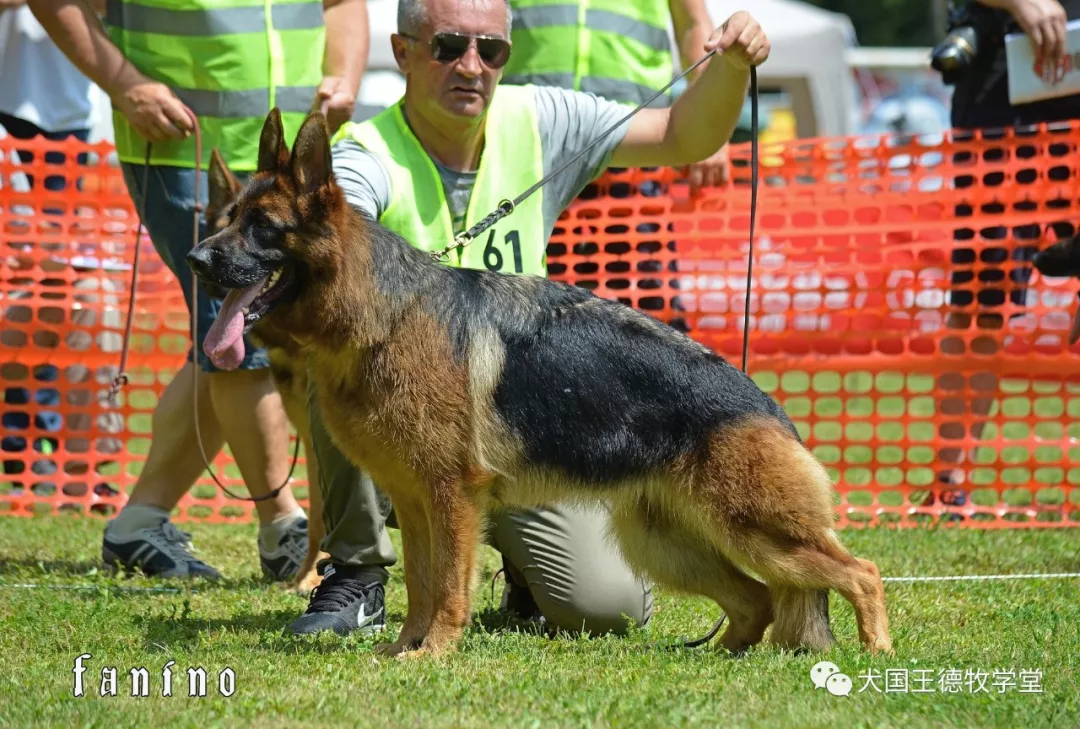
120, 162, 269, 372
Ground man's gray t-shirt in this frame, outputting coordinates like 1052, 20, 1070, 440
331, 85, 633, 234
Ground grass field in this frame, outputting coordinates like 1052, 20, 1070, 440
1, 516, 1078, 728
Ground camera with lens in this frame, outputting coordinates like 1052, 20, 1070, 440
930, 1, 1004, 84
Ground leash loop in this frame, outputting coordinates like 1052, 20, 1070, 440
109, 105, 299, 504
433, 199, 516, 262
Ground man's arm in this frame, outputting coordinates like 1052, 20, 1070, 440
668, 0, 714, 78
975, 0, 1067, 66
668, 0, 729, 192
609, 11, 768, 170
316, 0, 369, 135
27, 0, 193, 141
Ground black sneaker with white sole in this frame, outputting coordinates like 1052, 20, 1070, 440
102, 519, 222, 580
286, 563, 386, 637
259, 517, 309, 582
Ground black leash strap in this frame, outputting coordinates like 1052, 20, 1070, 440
668, 64, 760, 652
113, 128, 299, 504
472, 61, 762, 651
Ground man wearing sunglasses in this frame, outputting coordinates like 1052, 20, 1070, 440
287, 0, 769, 640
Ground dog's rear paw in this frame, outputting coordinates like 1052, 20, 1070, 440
291, 570, 323, 596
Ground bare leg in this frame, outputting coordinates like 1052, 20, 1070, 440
208, 368, 299, 524
125, 361, 226, 512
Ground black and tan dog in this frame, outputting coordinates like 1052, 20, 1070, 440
202, 149, 328, 595
1033, 234, 1080, 345
186, 108, 892, 659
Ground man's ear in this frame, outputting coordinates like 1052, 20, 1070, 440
391, 33, 410, 73
207, 148, 242, 218
257, 108, 290, 173
289, 112, 332, 195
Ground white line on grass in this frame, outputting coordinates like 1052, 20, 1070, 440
3, 573, 1080, 593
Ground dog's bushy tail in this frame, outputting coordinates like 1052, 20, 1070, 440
769, 587, 835, 653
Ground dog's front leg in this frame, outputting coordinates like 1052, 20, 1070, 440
412, 481, 482, 658
374, 496, 434, 657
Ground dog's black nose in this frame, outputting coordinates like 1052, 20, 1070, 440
186, 246, 214, 278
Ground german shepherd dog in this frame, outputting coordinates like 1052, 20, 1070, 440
186, 108, 893, 659
1033, 233, 1080, 345
202, 148, 328, 595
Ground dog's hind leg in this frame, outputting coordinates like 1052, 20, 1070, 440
700, 419, 891, 655
768, 587, 834, 654
293, 430, 328, 595
609, 499, 774, 654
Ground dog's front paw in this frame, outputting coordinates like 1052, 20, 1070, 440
374, 640, 416, 658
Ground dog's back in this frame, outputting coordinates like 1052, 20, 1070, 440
422, 267, 799, 487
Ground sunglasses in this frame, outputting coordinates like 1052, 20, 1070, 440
403, 32, 511, 69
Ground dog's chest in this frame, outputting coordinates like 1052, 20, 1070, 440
311, 348, 472, 481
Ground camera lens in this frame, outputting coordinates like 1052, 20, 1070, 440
931, 25, 979, 73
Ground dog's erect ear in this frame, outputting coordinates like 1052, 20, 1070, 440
207, 148, 242, 217
257, 108, 290, 173
289, 112, 332, 196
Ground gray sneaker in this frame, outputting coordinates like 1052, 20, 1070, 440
259, 516, 310, 582
102, 519, 221, 580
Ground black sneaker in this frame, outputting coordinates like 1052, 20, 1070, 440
102, 519, 222, 580
499, 560, 544, 624
259, 516, 309, 582
286, 564, 386, 637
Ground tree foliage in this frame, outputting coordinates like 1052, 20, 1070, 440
803, 0, 940, 47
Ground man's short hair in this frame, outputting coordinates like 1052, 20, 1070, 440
397, 0, 513, 39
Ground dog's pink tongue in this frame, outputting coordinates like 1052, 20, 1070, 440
203, 276, 268, 370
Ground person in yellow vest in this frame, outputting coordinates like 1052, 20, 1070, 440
500, 0, 732, 190
285, 0, 768, 638
29, 0, 368, 581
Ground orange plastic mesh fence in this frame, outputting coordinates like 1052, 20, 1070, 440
0, 124, 1078, 528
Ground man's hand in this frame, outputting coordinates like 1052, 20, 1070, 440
686, 144, 730, 196
705, 11, 770, 70
313, 75, 357, 135
113, 78, 193, 143
1005, 0, 1068, 68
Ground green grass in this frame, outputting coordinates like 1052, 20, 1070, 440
1, 517, 1079, 728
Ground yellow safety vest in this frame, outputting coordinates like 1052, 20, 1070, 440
333, 84, 548, 276
104, 0, 325, 170
502, 0, 675, 107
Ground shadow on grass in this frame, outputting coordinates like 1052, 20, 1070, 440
135, 601, 569, 656
0, 556, 108, 577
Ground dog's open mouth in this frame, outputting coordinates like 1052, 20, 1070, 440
203, 266, 295, 370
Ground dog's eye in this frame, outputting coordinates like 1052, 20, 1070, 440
247, 211, 274, 233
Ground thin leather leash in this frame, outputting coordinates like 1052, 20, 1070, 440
108, 105, 299, 503
471, 56, 762, 649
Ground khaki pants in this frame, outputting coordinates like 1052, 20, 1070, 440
306, 373, 653, 636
